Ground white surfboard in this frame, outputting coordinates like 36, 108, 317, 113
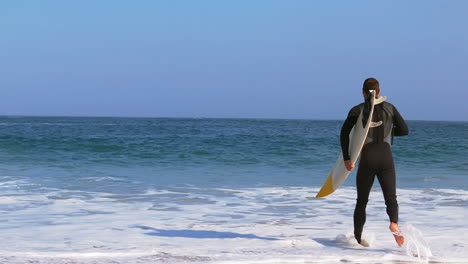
316, 91, 386, 198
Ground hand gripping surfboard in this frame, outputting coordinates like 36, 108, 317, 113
316, 91, 386, 198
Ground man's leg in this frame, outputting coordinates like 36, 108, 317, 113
376, 166, 398, 224
354, 164, 375, 244
376, 148, 404, 247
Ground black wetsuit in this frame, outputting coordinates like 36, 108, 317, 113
340, 100, 408, 243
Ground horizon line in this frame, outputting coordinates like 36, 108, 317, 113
0, 114, 466, 123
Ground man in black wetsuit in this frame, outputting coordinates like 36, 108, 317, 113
340, 78, 408, 247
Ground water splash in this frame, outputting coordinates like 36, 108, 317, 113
403, 223, 432, 261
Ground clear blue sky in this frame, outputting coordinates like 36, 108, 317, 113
1, 1, 467, 121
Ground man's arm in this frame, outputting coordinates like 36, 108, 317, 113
392, 105, 408, 136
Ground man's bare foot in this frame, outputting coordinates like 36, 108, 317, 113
389, 222, 405, 247
359, 239, 370, 247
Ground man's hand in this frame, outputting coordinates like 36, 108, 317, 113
344, 160, 355, 171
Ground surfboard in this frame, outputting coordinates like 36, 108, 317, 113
316, 91, 386, 198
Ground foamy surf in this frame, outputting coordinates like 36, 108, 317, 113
0, 178, 467, 263
333, 231, 375, 248
403, 223, 433, 261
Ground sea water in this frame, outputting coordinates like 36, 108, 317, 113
0, 117, 466, 263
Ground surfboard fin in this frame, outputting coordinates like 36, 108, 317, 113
374, 96, 386, 105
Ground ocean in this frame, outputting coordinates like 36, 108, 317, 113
0, 116, 467, 263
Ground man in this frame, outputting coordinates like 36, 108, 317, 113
340, 78, 408, 247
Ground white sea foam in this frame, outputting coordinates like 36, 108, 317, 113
0, 180, 467, 263
403, 223, 433, 261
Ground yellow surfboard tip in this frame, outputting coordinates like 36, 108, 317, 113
316, 170, 335, 198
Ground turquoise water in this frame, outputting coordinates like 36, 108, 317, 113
1, 116, 467, 192
1, 116, 467, 263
